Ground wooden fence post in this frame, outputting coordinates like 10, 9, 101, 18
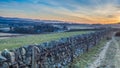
31, 46, 37, 68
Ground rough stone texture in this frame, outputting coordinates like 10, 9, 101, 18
0, 29, 113, 68
115, 32, 120, 36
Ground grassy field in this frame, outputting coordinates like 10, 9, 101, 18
0, 31, 89, 50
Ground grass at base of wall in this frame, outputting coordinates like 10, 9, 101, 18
67, 39, 108, 68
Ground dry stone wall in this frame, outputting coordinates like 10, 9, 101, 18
0, 29, 113, 68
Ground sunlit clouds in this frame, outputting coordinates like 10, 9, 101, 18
0, 0, 120, 24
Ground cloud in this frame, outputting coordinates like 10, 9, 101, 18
0, 0, 120, 24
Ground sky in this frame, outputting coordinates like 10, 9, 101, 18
0, 0, 120, 24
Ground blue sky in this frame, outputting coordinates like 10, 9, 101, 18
0, 0, 120, 24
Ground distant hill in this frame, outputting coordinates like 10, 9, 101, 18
116, 22, 120, 24
0, 16, 92, 26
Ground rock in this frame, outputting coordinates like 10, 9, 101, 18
0, 62, 9, 68
1, 49, 17, 67
1, 49, 11, 62
19, 47, 26, 56
0, 55, 7, 63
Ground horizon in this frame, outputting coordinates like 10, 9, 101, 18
0, 16, 119, 25
0, 0, 120, 24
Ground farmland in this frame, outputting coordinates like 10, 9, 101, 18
0, 31, 89, 50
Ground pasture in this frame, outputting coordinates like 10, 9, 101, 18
0, 31, 89, 50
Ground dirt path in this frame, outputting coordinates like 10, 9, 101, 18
88, 36, 120, 68
88, 40, 112, 68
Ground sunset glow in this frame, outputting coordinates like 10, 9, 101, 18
0, 0, 120, 24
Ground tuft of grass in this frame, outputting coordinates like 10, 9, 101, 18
0, 31, 89, 50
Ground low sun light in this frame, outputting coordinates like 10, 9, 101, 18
119, 17, 120, 22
